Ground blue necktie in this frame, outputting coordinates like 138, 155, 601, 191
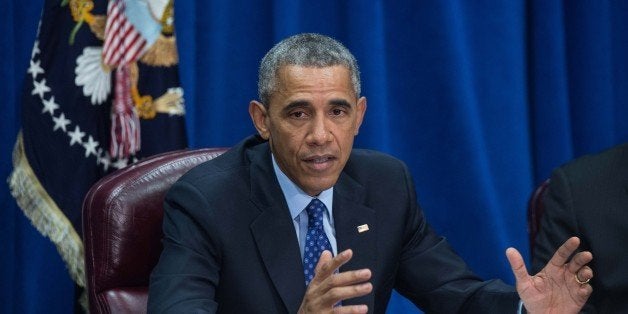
303, 198, 332, 286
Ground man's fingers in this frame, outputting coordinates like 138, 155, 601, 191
576, 279, 594, 298
305, 249, 373, 309
506, 247, 529, 283
333, 304, 369, 314
549, 236, 580, 267
314, 249, 353, 281
323, 282, 373, 306
567, 250, 593, 275
329, 268, 372, 287
575, 265, 594, 282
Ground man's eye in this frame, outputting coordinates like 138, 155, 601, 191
331, 108, 345, 116
290, 111, 305, 118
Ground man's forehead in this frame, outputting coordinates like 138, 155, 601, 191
274, 65, 352, 90
276, 64, 350, 77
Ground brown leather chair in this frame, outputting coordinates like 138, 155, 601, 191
82, 148, 228, 314
527, 179, 550, 259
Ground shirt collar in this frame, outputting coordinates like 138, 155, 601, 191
271, 154, 333, 220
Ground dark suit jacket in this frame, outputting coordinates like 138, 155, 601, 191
148, 135, 517, 313
532, 143, 628, 313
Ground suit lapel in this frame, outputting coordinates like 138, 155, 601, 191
248, 145, 305, 313
333, 172, 377, 309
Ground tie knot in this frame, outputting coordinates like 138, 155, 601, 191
306, 198, 326, 225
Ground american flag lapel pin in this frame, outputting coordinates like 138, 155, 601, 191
357, 224, 369, 233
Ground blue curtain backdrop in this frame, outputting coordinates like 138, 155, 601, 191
3, 1, 628, 313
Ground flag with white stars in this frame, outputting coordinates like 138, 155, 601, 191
8, 0, 187, 307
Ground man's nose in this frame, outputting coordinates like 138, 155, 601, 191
307, 116, 332, 146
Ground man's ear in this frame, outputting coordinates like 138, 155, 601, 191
249, 100, 270, 140
354, 96, 367, 135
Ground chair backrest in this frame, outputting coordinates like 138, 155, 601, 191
82, 148, 228, 314
527, 179, 550, 259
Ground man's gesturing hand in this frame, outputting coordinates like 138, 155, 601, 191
507, 237, 593, 314
298, 249, 373, 314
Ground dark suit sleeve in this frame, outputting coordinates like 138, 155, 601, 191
532, 168, 578, 273
148, 180, 220, 313
393, 162, 519, 313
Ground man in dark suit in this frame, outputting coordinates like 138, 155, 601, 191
533, 143, 628, 313
148, 33, 593, 313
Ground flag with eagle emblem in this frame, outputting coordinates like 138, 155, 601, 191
8, 0, 187, 308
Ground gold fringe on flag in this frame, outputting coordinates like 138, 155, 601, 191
7, 131, 85, 289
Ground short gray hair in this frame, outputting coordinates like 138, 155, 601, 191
257, 33, 361, 106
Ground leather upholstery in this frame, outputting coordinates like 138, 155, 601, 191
82, 148, 227, 314
527, 179, 550, 258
